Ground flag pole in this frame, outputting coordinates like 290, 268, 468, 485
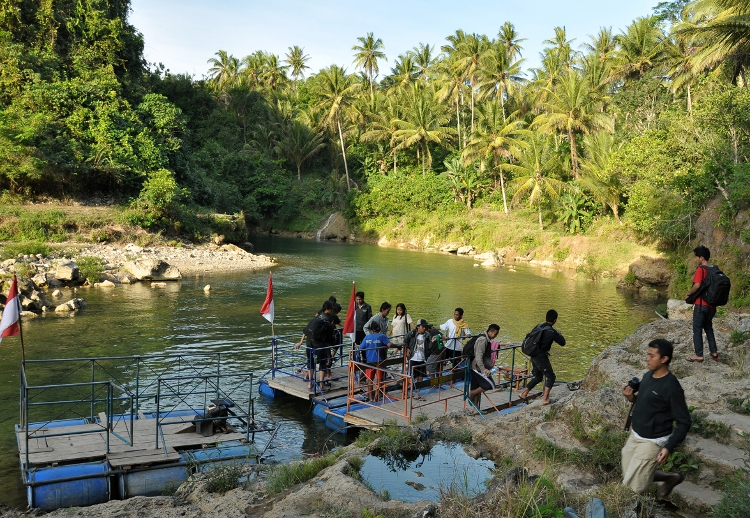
14, 276, 25, 363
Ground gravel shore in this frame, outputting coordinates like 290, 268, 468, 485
83, 242, 275, 276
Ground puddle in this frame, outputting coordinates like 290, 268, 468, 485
360, 441, 494, 503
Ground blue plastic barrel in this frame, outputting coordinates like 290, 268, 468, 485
27, 461, 109, 511
187, 441, 256, 472
117, 455, 189, 498
258, 380, 282, 398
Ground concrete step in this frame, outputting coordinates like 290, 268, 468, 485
672, 480, 722, 510
683, 435, 749, 472
705, 411, 750, 447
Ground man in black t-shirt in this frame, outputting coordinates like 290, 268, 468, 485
518, 309, 565, 405
621, 338, 690, 497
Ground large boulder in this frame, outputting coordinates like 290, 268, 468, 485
667, 299, 694, 320
122, 259, 182, 281
55, 298, 87, 312
55, 259, 79, 282
629, 256, 671, 286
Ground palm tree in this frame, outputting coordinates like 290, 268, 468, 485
479, 42, 526, 119
241, 51, 267, 88
412, 43, 437, 80
673, 0, 750, 84
453, 33, 490, 134
583, 27, 617, 64
578, 131, 623, 224
534, 68, 613, 178
505, 132, 568, 229
462, 101, 529, 213
442, 156, 488, 208
276, 120, 325, 181
393, 85, 455, 175
352, 32, 386, 97
284, 45, 311, 81
498, 21, 527, 60
610, 17, 669, 82
386, 53, 420, 89
315, 66, 361, 190
361, 94, 401, 174
436, 56, 466, 149
207, 50, 239, 87
260, 54, 288, 92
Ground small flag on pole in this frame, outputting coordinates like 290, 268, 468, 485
343, 281, 356, 342
259, 273, 274, 323
0, 275, 21, 342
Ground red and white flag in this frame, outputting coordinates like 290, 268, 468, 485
0, 275, 21, 342
343, 282, 356, 342
259, 273, 274, 323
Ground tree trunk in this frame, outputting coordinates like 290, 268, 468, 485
568, 128, 579, 178
610, 203, 622, 225
500, 171, 509, 214
687, 84, 692, 115
499, 84, 506, 120
470, 79, 475, 135
369, 67, 374, 98
337, 119, 350, 191
393, 153, 397, 175
538, 200, 543, 229
297, 164, 301, 182
456, 97, 461, 149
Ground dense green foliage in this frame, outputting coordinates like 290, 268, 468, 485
2, 0, 750, 258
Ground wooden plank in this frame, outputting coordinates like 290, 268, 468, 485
107, 447, 181, 468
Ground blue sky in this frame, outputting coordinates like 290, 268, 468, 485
129, 0, 661, 79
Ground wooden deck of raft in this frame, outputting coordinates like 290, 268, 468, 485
265, 367, 538, 428
17, 414, 248, 468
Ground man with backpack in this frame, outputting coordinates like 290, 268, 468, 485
686, 246, 724, 362
467, 324, 501, 406
518, 309, 565, 405
295, 300, 336, 392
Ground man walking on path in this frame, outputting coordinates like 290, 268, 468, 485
440, 308, 471, 369
518, 309, 565, 405
468, 324, 501, 406
686, 245, 719, 362
621, 339, 690, 497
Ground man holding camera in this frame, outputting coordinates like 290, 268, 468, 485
621, 339, 691, 497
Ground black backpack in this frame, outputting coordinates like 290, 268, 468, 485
462, 334, 487, 359
521, 323, 548, 357
698, 265, 731, 307
304, 316, 333, 347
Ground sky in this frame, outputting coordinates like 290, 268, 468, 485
129, 0, 662, 80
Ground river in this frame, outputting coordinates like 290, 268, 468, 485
0, 237, 658, 508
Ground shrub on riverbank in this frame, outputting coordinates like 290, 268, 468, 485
265, 450, 344, 494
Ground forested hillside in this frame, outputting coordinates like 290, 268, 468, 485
1, 0, 749, 302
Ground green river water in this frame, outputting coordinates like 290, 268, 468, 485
0, 237, 659, 508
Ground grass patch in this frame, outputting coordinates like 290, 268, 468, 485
203, 462, 244, 494
75, 256, 106, 283
690, 408, 732, 443
710, 477, 750, 517
731, 330, 750, 345
354, 421, 417, 455
343, 456, 364, 481
0, 241, 51, 260
266, 450, 344, 494
435, 427, 473, 444
728, 398, 750, 415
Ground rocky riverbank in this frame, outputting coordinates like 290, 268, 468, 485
2, 308, 747, 518
0, 242, 275, 316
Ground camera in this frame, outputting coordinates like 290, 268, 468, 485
627, 377, 640, 393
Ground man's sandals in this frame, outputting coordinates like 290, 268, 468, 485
686, 356, 704, 362
658, 472, 685, 498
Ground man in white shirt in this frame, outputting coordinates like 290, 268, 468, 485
439, 307, 470, 370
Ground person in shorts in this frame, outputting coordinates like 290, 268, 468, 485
359, 321, 391, 402
621, 339, 690, 497
468, 324, 500, 406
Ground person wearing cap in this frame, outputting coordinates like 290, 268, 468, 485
404, 319, 439, 399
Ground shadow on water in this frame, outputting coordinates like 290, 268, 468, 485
0, 236, 659, 508
360, 441, 494, 503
